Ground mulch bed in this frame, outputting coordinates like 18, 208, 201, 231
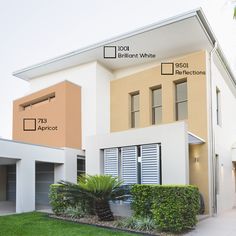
48, 214, 174, 236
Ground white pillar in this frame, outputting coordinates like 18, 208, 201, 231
64, 149, 78, 183
16, 159, 35, 213
54, 149, 78, 184
54, 164, 64, 183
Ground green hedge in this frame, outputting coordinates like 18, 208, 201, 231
49, 184, 94, 216
131, 185, 200, 233
49, 184, 71, 215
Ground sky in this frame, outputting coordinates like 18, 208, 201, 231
0, 0, 236, 139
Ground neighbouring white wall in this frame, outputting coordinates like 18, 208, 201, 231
211, 54, 236, 213
86, 121, 189, 185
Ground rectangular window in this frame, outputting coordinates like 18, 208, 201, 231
152, 87, 162, 124
131, 92, 140, 128
21, 93, 55, 111
77, 156, 85, 177
216, 88, 221, 125
103, 144, 161, 185
175, 81, 188, 120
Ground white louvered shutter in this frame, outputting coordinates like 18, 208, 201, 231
121, 146, 137, 184
104, 148, 118, 177
141, 144, 160, 184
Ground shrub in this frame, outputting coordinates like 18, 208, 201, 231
49, 184, 92, 216
131, 185, 200, 233
116, 216, 156, 231
59, 175, 125, 221
131, 185, 153, 218
49, 184, 70, 215
64, 205, 86, 219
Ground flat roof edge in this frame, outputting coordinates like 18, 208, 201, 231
0, 137, 64, 150
13, 8, 201, 80
195, 9, 236, 85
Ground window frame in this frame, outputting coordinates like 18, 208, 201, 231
77, 156, 85, 177
175, 80, 188, 121
130, 91, 140, 128
21, 93, 56, 111
151, 86, 162, 125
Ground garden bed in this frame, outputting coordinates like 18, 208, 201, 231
49, 214, 174, 236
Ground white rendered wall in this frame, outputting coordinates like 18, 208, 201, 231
28, 61, 112, 149
0, 139, 79, 213
95, 63, 113, 135
211, 55, 236, 213
86, 121, 189, 185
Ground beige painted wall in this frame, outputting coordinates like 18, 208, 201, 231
110, 50, 209, 212
13, 81, 81, 149
0, 166, 7, 201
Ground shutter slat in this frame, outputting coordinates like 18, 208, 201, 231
121, 146, 137, 184
141, 144, 160, 184
104, 148, 118, 178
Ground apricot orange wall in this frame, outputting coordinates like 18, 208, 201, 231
13, 81, 81, 149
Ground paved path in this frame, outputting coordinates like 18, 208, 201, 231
186, 209, 236, 236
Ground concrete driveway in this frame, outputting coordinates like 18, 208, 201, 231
0, 201, 15, 216
186, 209, 236, 236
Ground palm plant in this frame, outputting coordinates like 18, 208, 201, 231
60, 175, 124, 221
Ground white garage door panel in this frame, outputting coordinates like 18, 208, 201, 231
35, 163, 54, 205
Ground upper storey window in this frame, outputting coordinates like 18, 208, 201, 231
175, 81, 188, 120
152, 87, 162, 125
131, 92, 140, 128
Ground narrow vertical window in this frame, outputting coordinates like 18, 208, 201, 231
175, 81, 188, 120
131, 92, 139, 128
216, 88, 221, 126
215, 154, 220, 195
77, 156, 85, 177
152, 87, 162, 124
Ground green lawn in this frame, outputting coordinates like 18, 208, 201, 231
0, 212, 138, 236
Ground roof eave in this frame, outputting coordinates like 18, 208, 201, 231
12, 8, 236, 85
195, 9, 236, 87
12, 8, 201, 81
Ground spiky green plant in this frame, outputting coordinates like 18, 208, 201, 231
60, 175, 123, 221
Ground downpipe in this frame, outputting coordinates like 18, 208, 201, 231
209, 42, 218, 216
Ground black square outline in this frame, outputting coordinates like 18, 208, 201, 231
103, 46, 116, 59
161, 63, 174, 75
23, 118, 36, 131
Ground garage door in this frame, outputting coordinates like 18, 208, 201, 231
35, 163, 54, 205
7, 165, 16, 201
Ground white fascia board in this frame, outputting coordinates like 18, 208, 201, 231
12, 8, 236, 88
195, 10, 236, 88
12, 9, 200, 81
